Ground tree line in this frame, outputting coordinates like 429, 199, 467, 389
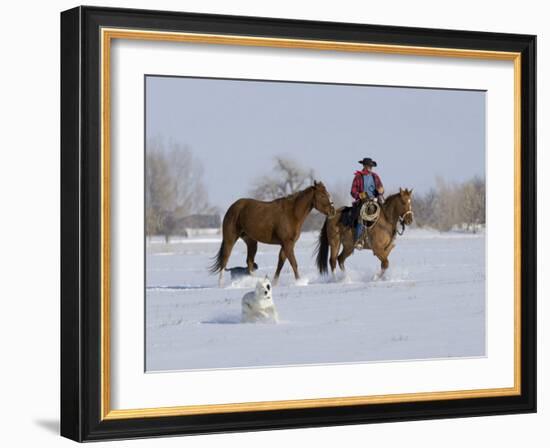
145, 139, 217, 240
249, 158, 485, 233
146, 142, 485, 239
412, 176, 485, 232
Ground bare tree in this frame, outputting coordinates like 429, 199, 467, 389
458, 176, 485, 233
412, 176, 486, 233
145, 138, 216, 240
412, 188, 438, 228
250, 156, 315, 200
433, 177, 462, 232
249, 156, 326, 231
145, 147, 174, 236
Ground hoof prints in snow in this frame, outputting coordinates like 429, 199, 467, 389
201, 314, 242, 325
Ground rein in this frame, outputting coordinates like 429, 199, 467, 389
382, 195, 413, 236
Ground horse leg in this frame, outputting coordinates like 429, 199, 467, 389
379, 256, 389, 280
273, 247, 287, 285
282, 241, 300, 281
336, 227, 355, 272
373, 234, 395, 280
243, 237, 258, 273
337, 237, 354, 272
373, 249, 390, 280
323, 218, 341, 279
329, 239, 340, 276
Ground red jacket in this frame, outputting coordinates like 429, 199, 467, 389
350, 169, 383, 203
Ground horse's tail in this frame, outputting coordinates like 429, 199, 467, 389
315, 219, 330, 275
209, 200, 241, 274
209, 240, 225, 274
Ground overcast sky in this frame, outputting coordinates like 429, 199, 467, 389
146, 76, 485, 211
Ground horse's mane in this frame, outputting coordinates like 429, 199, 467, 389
384, 192, 401, 203
381, 191, 404, 212
273, 185, 315, 203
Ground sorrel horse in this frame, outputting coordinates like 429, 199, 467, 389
316, 188, 414, 278
210, 181, 335, 286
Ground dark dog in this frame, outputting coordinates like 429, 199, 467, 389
225, 263, 259, 280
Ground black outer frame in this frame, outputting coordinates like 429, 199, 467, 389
60, 5, 536, 442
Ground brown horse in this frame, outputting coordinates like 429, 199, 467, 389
210, 181, 335, 286
316, 188, 414, 279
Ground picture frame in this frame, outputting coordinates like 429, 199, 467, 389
60, 5, 536, 442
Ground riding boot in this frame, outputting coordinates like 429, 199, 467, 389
354, 221, 364, 249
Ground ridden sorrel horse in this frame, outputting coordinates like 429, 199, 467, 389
315, 188, 414, 279
210, 181, 335, 286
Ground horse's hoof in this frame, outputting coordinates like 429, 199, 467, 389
295, 277, 309, 286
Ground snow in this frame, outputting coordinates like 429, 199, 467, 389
145, 228, 486, 371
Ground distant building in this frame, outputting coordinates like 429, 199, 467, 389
170, 214, 221, 237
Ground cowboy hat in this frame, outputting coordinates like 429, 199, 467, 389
358, 157, 377, 167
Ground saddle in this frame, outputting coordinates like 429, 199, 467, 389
340, 204, 360, 228
340, 200, 380, 229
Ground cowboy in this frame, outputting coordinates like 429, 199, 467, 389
350, 157, 384, 249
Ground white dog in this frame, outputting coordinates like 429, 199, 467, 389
241, 277, 278, 323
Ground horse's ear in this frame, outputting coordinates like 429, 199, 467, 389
313, 180, 318, 186
399, 187, 403, 194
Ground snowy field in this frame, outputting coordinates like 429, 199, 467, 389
145, 228, 486, 371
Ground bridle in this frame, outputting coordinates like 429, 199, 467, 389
397, 210, 414, 235
313, 188, 335, 217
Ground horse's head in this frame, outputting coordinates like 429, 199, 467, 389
312, 181, 336, 217
397, 187, 414, 225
